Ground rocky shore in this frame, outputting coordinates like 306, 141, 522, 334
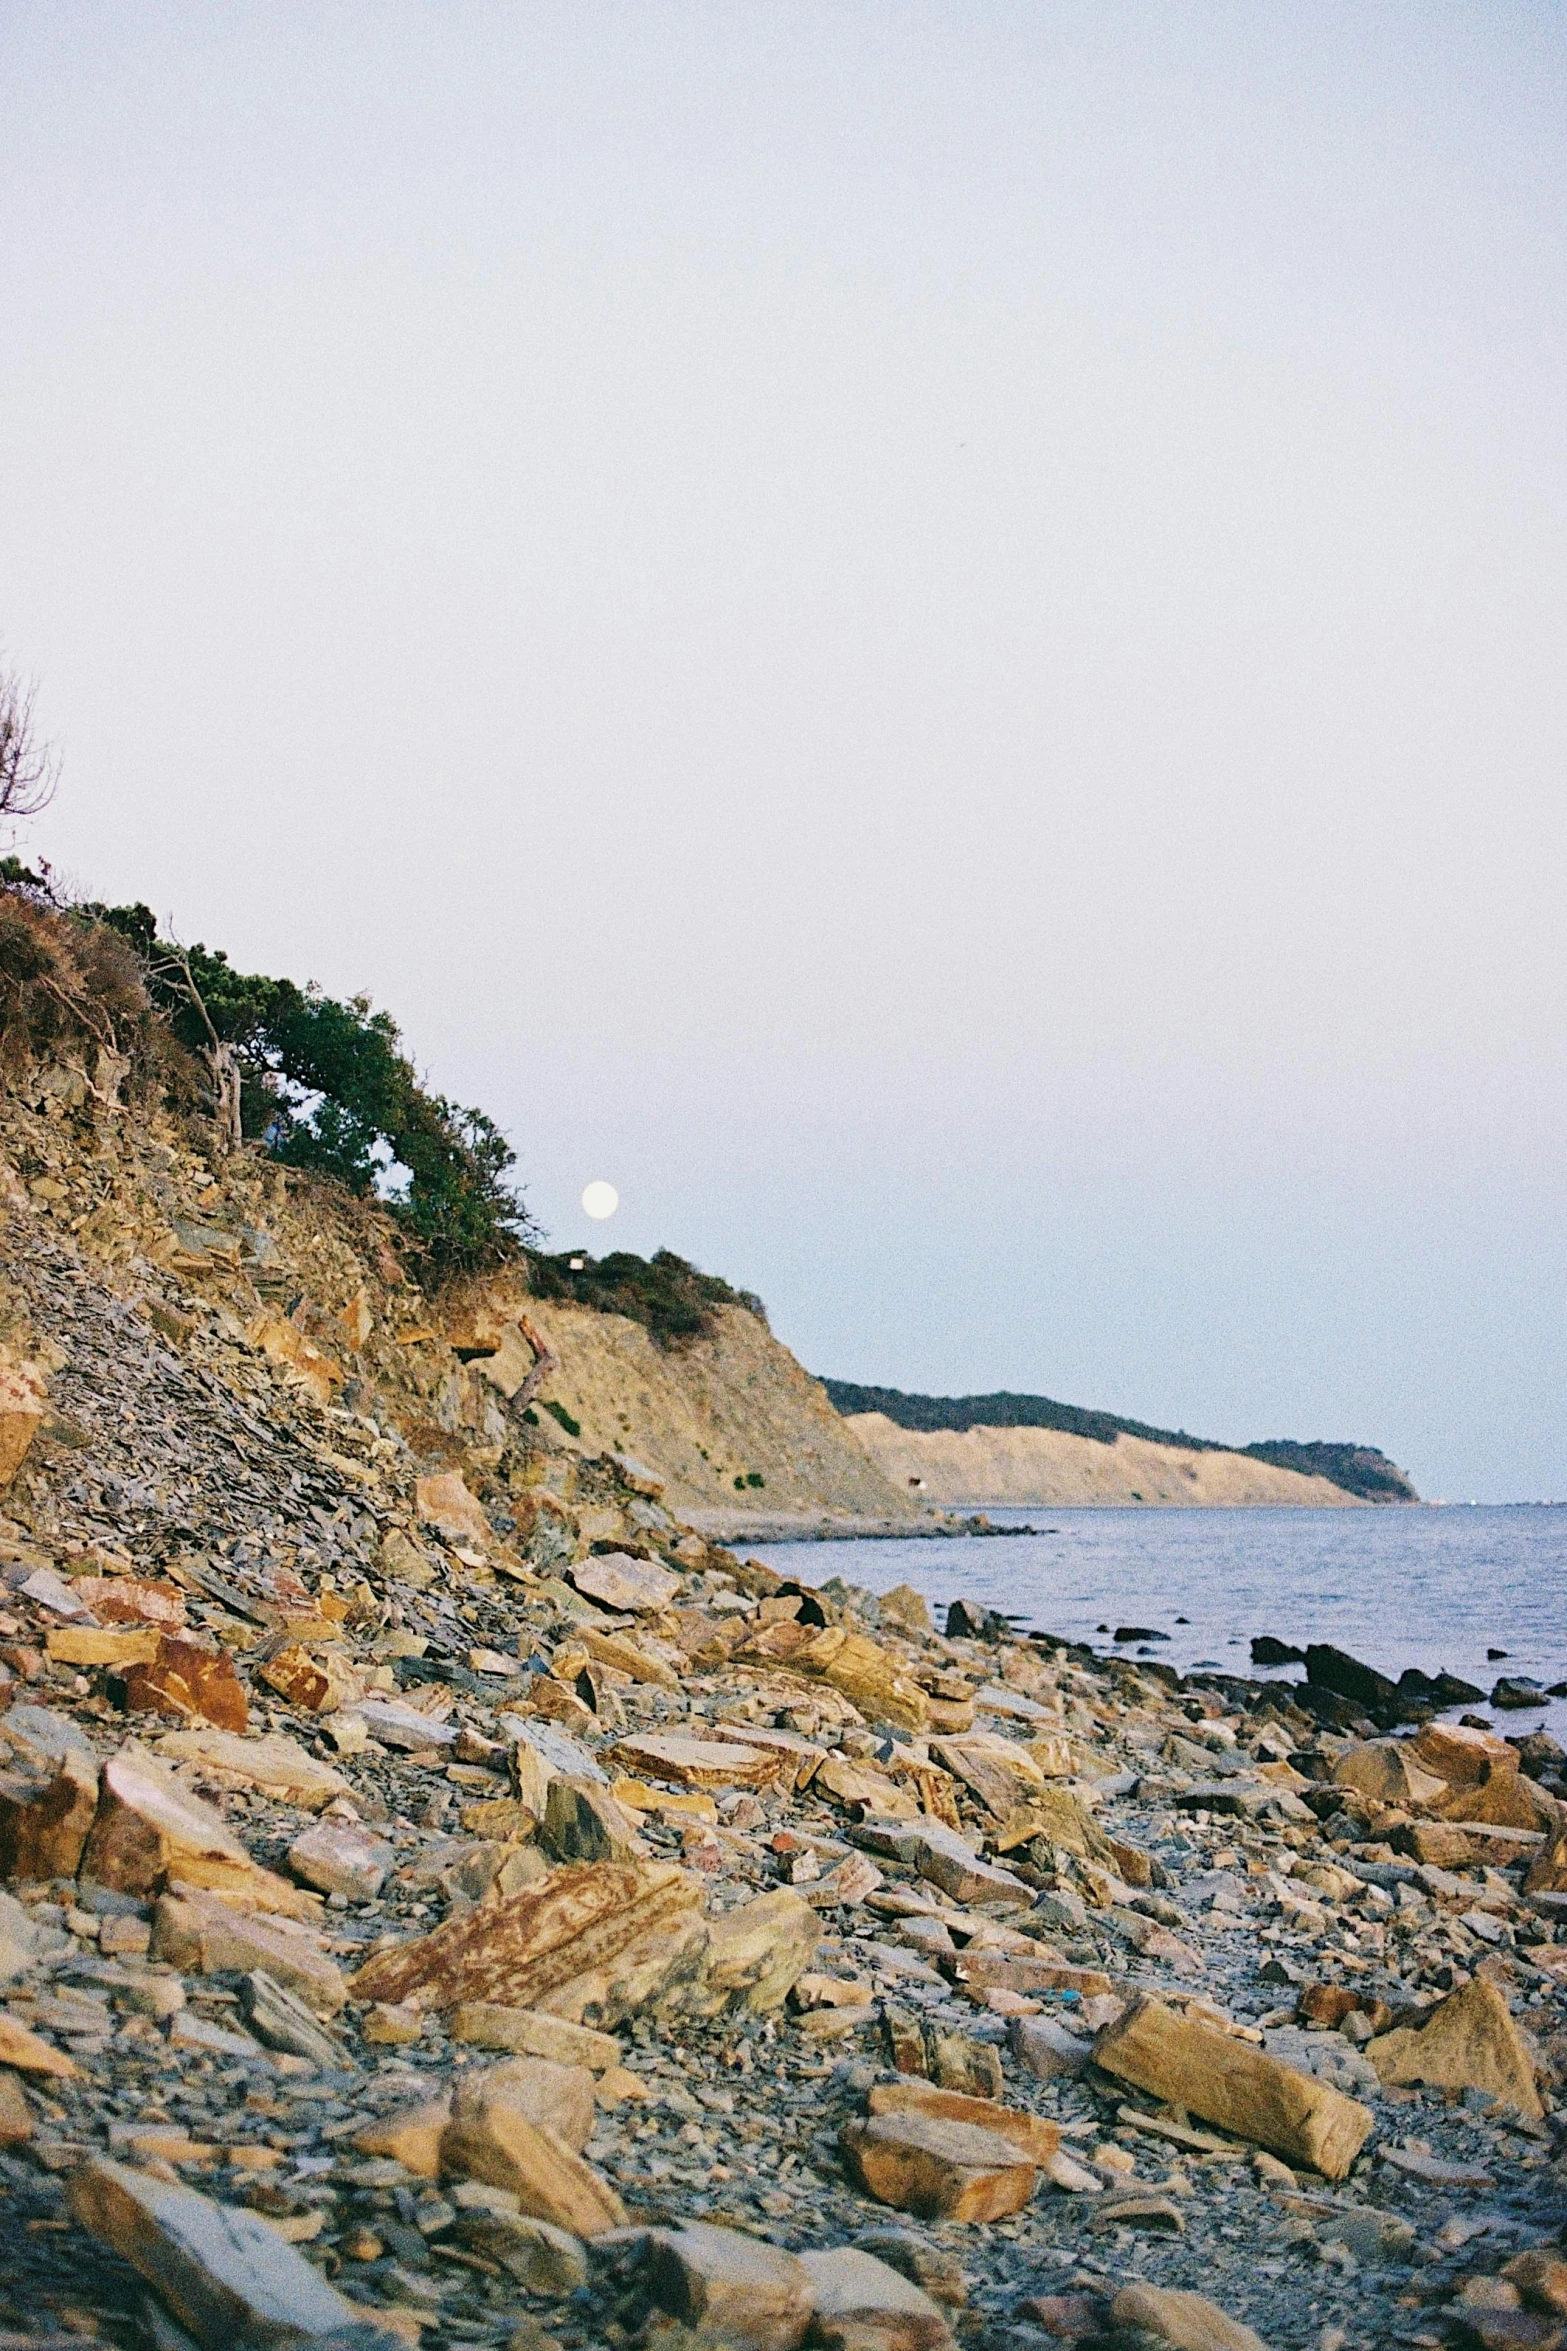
0, 1088, 1563, 2351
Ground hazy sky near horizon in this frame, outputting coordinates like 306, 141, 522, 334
4, 6, 1566, 1501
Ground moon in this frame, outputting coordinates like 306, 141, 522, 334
581, 1180, 619, 1221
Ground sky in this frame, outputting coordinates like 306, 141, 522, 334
3, 5, 1566, 1501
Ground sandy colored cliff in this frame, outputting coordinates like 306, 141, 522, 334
842, 1411, 1362, 1508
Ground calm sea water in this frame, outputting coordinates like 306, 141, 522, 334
748, 1505, 1567, 1738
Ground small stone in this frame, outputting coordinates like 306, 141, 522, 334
867, 2078, 1059, 2163
1367, 1975, 1544, 2120
1008, 2014, 1093, 2082
122, 1636, 249, 1733
568, 1553, 681, 1614
238, 1970, 346, 2069
0, 2070, 34, 2144
539, 1776, 647, 1864
363, 2001, 423, 2046
449, 2002, 622, 2068
355, 2093, 453, 2178
152, 1890, 346, 2016
454, 2209, 588, 2295
439, 2061, 625, 2236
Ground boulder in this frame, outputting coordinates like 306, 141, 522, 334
355, 2092, 452, 2177
1412, 1721, 1519, 1786
0, 1742, 99, 1879
68, 2158, 373, 2349
577, 1626, 679, 1689
799, 2246, 956, 2351
79, 1746, 315, 1916
868, 2079, 1059, 2162
841, 2110, 1036, 2222
1304, 1644, 1403, 1713
1109, 2282, 1272, 2351
287, 1820, 393, 1902
1439, 1760, 1559, 1833
152, 1890, 346, 2016
439, 2063, 624, 2235
1367, 1975, 1543, 2120
348, 1859, 708, 2023
569, 1553, 680, 1614
685, 1888, 821, 2015
1092, 1994, 1373, 2179
645, 2220, 814, 2351
121, 1637, 249, 1733
738, 1623, 930, 1737
878, 1586, 933, 1635
1330, 1741, 1449, 1811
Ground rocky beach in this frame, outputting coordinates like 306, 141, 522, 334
0, 1060, 1559, 2351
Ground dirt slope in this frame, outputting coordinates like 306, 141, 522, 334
843, 1411, 1362, 1508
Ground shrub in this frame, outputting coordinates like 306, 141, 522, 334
527, 1247, 766, 1350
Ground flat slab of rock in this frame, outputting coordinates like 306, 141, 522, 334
347, 1697, 459, 1752
0, 2010, 78, 2077
1110, 2281, 1272, 2350
1009, 2015, 1094, 2081
79, 1744, 314, 1916
122, 1635, 250, 1733
609, 1731, 783, 1791
349, 1859, 707, 2023
868, 2079, 1060, 2163
569, 1554, 681, 1614
1368, 1975, 1544, 2120
450, 2003, 624, 2069
69, 2156, 376, 2348
152, 1889, 346, 2016
1092, 1993, 1373, 2180
841, 2110, 1036, 2223
155, 1728, 352, 1809
645, 2219, 814, 2350
441, 2062, 625, 2235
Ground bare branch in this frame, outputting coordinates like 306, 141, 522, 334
0, 667, 59, 825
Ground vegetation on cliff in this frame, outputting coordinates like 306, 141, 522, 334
821, 1379, 1418, 1503
528, 1247, 767, 1350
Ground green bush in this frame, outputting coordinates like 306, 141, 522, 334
527, 1247, 766, 1350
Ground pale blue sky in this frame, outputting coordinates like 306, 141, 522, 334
3, 6, 1565, 1498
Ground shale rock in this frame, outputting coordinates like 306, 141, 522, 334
1367, 1974, 1544, 2120
841, 2111, 1036, 2223
645, 2220, 815, 2350
799, 2245, 957, 2351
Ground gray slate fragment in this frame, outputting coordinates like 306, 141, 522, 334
240, 1970, 349, 2071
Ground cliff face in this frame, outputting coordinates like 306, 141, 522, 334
0, 1053, 919, 1548
842, 1412, 1363, 1508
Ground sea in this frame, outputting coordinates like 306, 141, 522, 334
747, 1504, 1567, 1739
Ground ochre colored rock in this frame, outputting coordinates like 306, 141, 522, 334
645, 2221, 814, 2351
440, 2064, 625, 2235
1525, 1826, 1567, 1895
841, 2110, 1036, 2223
868, 2078, 1060, 2164
151, 1890, 345, 2016
1367, 1976, 1543, 2121
0, 2010, 79, 2077
259, 1643, 366, 1715
248, 1312, 343, 1405
45, 1626, 162, 1669
122, 1636, 249, 1733
69, 1578, 186, 1629
568, 1554, 680, 1614
355, 2092, 452, 2176
449, 2004, 623, 2069
1439, 1760, 1558, 1833
78, 1746, 315, 1916
286, 1819, 393, 1901
416, 1470, 493, 1548
684, 1887, 820, 2015
348, 1859, 707, 2023
608, 1731, 783, 1791
0, 1354, 45, 1489
737, 1622, 930, 1737
154, 1729, 351, 1810
1411, 1721, 1518, 1785
800, 2245, 957, 2351
1109, 2282, 1271, 2351
0, 1744, 99, 1879
1092, 1994, 1373, 2180
443, 2055, 597, 2155
1330, 1740, 1449, 1812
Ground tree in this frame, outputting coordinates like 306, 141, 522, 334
0, 666, 59, 829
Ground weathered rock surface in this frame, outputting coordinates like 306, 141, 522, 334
645, 2220, 815, 2350
1110, 2280, 1272, 2350
1367, 1974, 1544, 2119
841, 2110, 1037, 2222
800, 2245, 957, 2351
1092, 1995, 1374, 2179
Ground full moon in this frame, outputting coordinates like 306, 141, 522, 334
581, 1180, 619, 1221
